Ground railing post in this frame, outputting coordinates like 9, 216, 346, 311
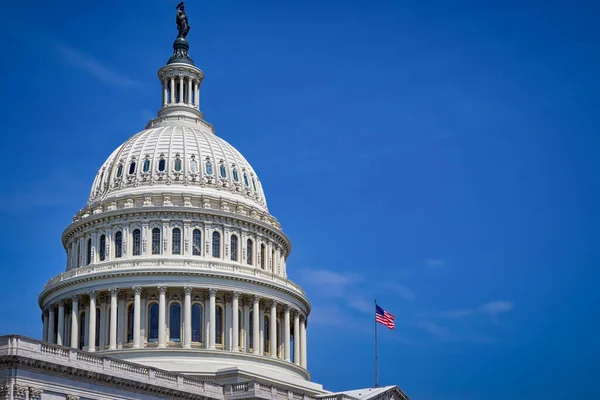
69, 348, 77, 361
149, 368, 156, 383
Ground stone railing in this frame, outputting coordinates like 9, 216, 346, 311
43, 258, 305, 297
0, 335, 223, 399
225, 381, 311, 400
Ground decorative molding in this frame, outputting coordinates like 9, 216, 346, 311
158, 286, 168, 295
66, 395, 80, 400
184, 286, 193, 295
29, 387, 43, 400
132, 286, 142, 295
12, 384, 27, 400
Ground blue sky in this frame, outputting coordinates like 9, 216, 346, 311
0, 0, 599, 399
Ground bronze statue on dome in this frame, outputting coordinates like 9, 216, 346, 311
176, 2, 190, 39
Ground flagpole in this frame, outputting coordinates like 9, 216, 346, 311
374, 299, 379, 388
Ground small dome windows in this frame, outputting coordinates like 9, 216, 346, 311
174, 154, 182, 172
243, 173, 249, 188
116, 164, 123, 178
219, 163, 227, 179
232, 167, 239, 182
251, 176, 257, 192
142, 157, 151, 173
158, 153, 166, 172
205, 158, 214, 175
128, 159, 137, 175
190, 155, 198, 173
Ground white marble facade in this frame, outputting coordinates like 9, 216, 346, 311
0, 11, 411, 400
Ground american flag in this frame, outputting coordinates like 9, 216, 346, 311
375, 305, 395, 330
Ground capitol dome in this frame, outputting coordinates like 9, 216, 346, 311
38, 21, 318, 393
89, 124, 267, 212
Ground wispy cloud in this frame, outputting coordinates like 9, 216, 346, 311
424, 259, 446, 269
386, 282, 415, 301
415, 321, 454, 341
479, 301, 515, 324
297, 268, 413, 327
439, 301, 515, 324
54, 42, 140, 88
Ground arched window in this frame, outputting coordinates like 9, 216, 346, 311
264, 315, 270, 354
79, 312, 86, 349
158, 159, 166, 172
219, 164, 227, 178
247, 239, 253, 265
143, 159, 151, 173
77, 243, 81, 268
192, 304, 202, 342
249, 310, 254, 351
132, 229, 141, 256
216, 305, 223, 345
232, 168, 239, 182
127, 304, 134, 342
95, 308, 101, 347
114, 231, 122, 258
230, 235, 238, 261
152, 228, 161, 255
260, 244, 266, 270
174, 157, 182, 172
86, 238, 92, 265
212, 231, 220, 258
129, 161, 136, 175
99, 235, 106, 261
205, 160, 213, 175
238, 309, 243, 348
148, 303, 158, 342
243, 173, 249, 187
170, 303, 182, 342
116, 164, 123, 178
172, 228, 181, 255
192, 229, 201, 256
190, 157, 198, 173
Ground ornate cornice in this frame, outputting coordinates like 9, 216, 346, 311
62, 207, 290, 254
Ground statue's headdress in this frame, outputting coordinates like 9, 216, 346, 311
176, 2, 185, 10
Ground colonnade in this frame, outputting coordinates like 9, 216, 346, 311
42, 287, 308, 369
162, 75, 200, 110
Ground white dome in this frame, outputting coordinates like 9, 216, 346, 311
88, 122, 267, 211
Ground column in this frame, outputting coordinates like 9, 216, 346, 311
88, 292, 97, 352
71, 295, 79, 349
204, 293, 210, 349
259, 308, 265, 354
194, 81, 199, 108
187, 78, 192, 105
133, 286, 141, 348
293, 311, 300, 365
184, 286, 192, 349
170, 77, 175, 104
300, 317, 307, 369
109, 289, 118, 350
284, 305, 291, 361
243, 300, 250, 352
117, 292, 126, 349
225, 296, 232, 350
252, 296, 260, 355
84, 304, 89, 349
42, 311, 49, 342
48, 306, 56, 344
179, 77, 184, 104
99, 297, 107, 350
162, 79, 167, 106
57, 301, 65, 346
270, 300, 277, 358
232, 292, 240, 352
158, 286, 167, 348
209, 288, 216, 350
